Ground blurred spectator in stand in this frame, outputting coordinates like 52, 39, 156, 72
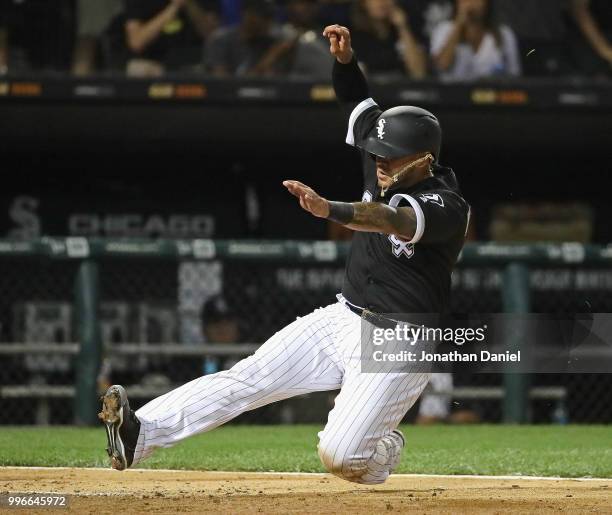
569, 0, 612, 76
493, 0, 571, 77
276, 0, 334, 78
219, 0, 241, 26
72, 0, 124, 76
416, 373, 480, 424
205, 0, 283, 76
0, 0, 74, 74
125, 0, 220, 77
431, 0, 521, 81
201, 295, 241, 375
417, 0, 454, 43
416, 372, 452, 424
350, 0, 427, 78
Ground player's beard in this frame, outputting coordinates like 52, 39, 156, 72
379, 153, 433, 197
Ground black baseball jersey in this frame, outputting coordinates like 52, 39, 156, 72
340, 98, 470, 316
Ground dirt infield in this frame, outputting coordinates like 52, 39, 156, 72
1, 467, 610, 514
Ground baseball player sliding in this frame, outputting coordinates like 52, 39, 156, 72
99, 24, 470, 485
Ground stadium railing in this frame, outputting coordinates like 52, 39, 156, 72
1, 238, 611, 426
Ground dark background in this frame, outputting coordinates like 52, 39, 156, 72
1, 89, 611, 242
1, 81, 611, 424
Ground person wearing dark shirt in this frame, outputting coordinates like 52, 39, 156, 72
493, 0, 570, 76
205, 0, 282, 77
416, 0, 454, 41
570, 0, 612, 76
125, 0, 219, 76
349, 0, 427, 78
278, 0, 334, 78
72, 0, 124, 75
200, 295, 241, 375
431, 0, 521, 80
286, 25, 469, 317
0, 0, 74, 73
98, 21, 469, 487
247, 0, 334, 78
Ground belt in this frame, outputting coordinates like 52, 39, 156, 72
344, 302, 398, 330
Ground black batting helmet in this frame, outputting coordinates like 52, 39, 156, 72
359, 106, 442, 161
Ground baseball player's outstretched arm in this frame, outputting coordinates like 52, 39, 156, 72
283, 180, 417, 241
343, 202, 417, 239
324, 24, 381, 150
323, 25, 369, 103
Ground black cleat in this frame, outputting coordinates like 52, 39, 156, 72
98, 385, 140, 471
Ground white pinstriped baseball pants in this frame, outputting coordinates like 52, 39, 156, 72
132, 302, 430, 484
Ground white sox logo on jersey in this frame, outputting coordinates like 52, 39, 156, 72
418, 193, 444, 207
388, 234, 415, 259
376, 119, 386, 140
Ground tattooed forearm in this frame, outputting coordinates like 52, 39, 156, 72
346, 202, 417, 239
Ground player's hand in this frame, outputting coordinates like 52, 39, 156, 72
283, 180, 330, 218
322, 24, 353, 64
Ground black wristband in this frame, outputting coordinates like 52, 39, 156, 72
327, 201, 355, 225
332, 55, 370, 102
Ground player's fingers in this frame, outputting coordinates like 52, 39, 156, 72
322, 24, 341, 37
286, 181, 309, 195
329, 35, 339, 54
291, 180, 312, 191
293, 182, 309, 194
335, 26, 350, 40
292, 184, 312, 198
339, 32, 350, 49
284, 181, 317, 209
283, 180, 302, 191
287, 187, 303, 198
284, 179, 308, 188
283, 181, 304, 198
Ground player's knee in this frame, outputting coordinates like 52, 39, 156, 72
317, 435, 334, 471
317, 437, 367, 483
318, 436, 347, 476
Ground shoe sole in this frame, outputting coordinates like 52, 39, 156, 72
98, 385, 128, 471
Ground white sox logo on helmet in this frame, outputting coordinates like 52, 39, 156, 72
377, 119, 386, 140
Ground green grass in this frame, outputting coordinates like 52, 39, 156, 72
0, 425, 610, 478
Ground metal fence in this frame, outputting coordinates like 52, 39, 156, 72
1, 238, 611, 426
